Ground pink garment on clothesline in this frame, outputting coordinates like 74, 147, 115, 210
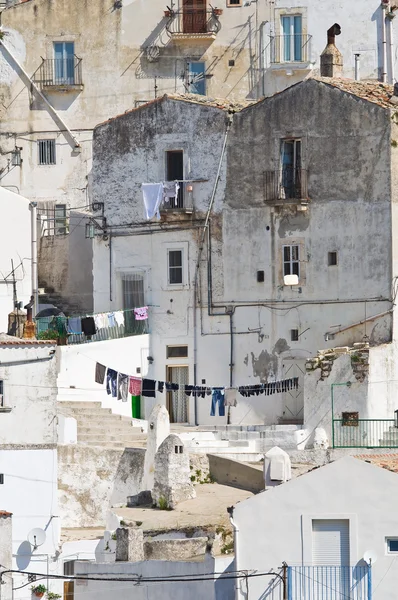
134, 306, 148, 321
129, 376, 142, 396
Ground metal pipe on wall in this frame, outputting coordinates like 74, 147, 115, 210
29, 202, 38, 317
382, 2, 388, 83
389, 11, 395, 83
354, 53, 361, 81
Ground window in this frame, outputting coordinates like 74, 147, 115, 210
53, 41, 75, 85
328, 251, 338, 266
54, 205, 68, 235
281, 15, 303, 62
166, 150, 184, 208
387, 538, 398, 553
227, 0, 242, 5
257, 270, 265, 283
63, 561, 75, 577
290, 329, 299, 342
167, 345, 188, 358
280, 139, 302, 199
187, 62, 206, 95
283, 245, 299, 277
168, 250, 183, 285
122, 273, 146, 334
0, 380, 3, 407
38, 139, 56, 165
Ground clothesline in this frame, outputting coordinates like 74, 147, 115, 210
36, 307, 149, 336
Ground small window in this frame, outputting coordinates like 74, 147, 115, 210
38, 139, 56, 165
227, 0, 242, 5
229, 59, 235, 67
283, 245, 300, 277
0, 380, 3, 407
54, 205, 68, 235
291, 329, 299, 342
0, 474, 3, 484
168, 250, 183, 285
328, 252, 338, 266
342, 412, 359, 427
167, 345, 188, 359
63, 560, 75, 576
387, 538, 398, 553
257, 270, 265, 283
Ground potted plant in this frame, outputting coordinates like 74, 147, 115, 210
164, 9, 172, 17
213, 7, 223, 15
47, 592, 62, 600
31, 584, 47, 598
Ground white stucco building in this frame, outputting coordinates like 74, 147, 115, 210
232, 456, 398, 600
0, 187, 32, 332
0, 0, 397, 311
90, 77, 398, 432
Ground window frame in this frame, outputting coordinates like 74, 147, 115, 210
280, 14, 303, 62
290, 329, 299, 342
328, 251, 338, 267
283, 244, 300, 278
167, 345, 188, 359
187, 61, 206, 96
168, 249, 184, 286
38, 139, 56, 166
54, 204, 68, 236
386, 538, 398, 554
227, 0, 242, 6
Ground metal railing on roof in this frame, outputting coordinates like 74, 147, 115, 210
332, 418, 397, 449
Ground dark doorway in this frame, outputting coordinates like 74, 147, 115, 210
166, 150, 184, 208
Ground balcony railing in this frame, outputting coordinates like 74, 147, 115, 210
287, 565, 371, 600
34, 56, 83, 89
333, 418, 397, 448
264, 168, 308, 204
35, 308, 148, 345
160, 180, 194, 213
270, 34, 312, 64
165, 8, 221, 38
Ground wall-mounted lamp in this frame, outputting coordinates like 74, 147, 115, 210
11, 147, 22, 167
147, 356, 154, 364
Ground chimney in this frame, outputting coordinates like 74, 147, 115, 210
320, 23, 343, 78
116, 527, 144, 562
0, 511, 13, 600
22, 296, 36, 340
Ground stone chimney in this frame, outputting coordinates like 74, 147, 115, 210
22, 296, 36, 340
320, 23, 343, 78
0, 511, 13, 600
7, 308, 26, 338
116, 527, 144, 562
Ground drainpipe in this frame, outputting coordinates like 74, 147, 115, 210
29, 202, 38, 317
0, 40, 81, 150
382, 1, 389, 83
228, 507, 241, 600
388, 8, 396, 83
354, 53, 361, 80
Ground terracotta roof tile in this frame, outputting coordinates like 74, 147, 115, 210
312, 77, 396, 109
0, 511, 12, 517
0, 333, 56, 345
355, 453, 398, 473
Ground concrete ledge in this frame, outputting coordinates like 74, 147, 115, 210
208, 454, 264, 493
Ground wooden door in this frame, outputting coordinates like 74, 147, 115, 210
64, 581, 74, 600
183, 0, 207, 34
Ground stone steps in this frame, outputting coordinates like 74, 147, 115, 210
58, 400, 148, 449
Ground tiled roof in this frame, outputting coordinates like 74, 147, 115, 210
0, 332, 56, 345
312, 77, 396, 109
355, 453, 398, 473
0, 510, 12, 517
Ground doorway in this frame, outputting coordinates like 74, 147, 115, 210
167, 366, 189, 423
279, 359, 305, 424
166, 150, 184, 207
183, 0, 207, 34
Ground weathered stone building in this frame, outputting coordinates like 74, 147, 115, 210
91, 77, 398, 428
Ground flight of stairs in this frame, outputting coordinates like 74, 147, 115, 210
58, 401, 147, 449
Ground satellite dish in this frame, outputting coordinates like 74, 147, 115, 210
27, 528, 46, 550
363, 550, 377, 565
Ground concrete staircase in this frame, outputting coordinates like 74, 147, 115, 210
58, 401, 147, 449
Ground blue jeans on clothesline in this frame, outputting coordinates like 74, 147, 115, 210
210, 389, 225, 417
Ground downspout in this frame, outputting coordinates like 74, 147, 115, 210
228, 507, 240, 600
29, 202, 38, 317
0, 41, 81, 149
388, 7, 396, 83
382, 1, 388, 83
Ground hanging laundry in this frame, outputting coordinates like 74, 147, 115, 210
94, 313, 107, 330
224, 387, 237, 407
210, 389, 225, 417
106, 368, 118, 398
185, 385, 193, 397
134, 306, 148, 321
165, 382, 179, 392
118, 373, 129, 402
67, 317, 82, 335
95, 362, 106, 385
158, 381, 165, 393
142, 378, 156, 398
108, 312, 117, 328
129, 376, 142, 396
142, 183, 163, 220
163, 181, 180, 206
81, 316, 97, 336
114, 311, 125, 327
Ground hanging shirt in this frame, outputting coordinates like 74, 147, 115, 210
95, 363, 106, 385
118, 373, 129, 402
163, 181, 180, 206
224, 387, 237, 407
134, 307, 148, 321
142, 378, 156, 398
114, 311, 125, 326
129, 376, 142, 396
67, 317, 82, 334
108, 312, 117, 328
81, 317, 96, 336
142, 183, 163, 220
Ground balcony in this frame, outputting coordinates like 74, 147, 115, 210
264, 168, 309, 205
333, 418, 398, 449
34, 56, 84, 91
35, 308, 148, 345
287, 565, 371, 599
165, 8, 221, 42
270, 34, 312, 70
160, 180, 195, 216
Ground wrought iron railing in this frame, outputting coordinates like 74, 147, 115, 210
165, 8, 221, 36
34, 56, 83, 88
333, 418, 397, 449
160, 180, 194, 212
287, 565, 371, 600
270, 34, 312, 64
35, 308, 148, 345
264, 168, 308, 203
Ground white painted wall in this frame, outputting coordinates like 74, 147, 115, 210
234, 456, 398, 600
57, 335, 149, 418
0, 188, 32, 332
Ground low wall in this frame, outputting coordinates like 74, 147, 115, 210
58, 446, 145, 527
208, 454, 264, 493
145, 537, 208, 560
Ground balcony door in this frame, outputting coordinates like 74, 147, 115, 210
280, 139, 301, 199
167, 366, 189, 423
166, 150, 184, 207
53, 42, 75, 85
183, 0, 207, 34
312, 519, 350, 600
281, 15, 302, 62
